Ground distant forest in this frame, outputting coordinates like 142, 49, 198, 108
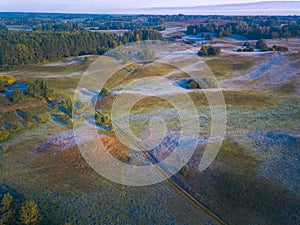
0, 13, 299, 69
0, 13, 299, 32
0, 29, 162, 69
186, 19, 300, 39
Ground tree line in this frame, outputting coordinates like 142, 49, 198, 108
186, 20, 300, 39
0, 28, 163, 69
0, 13, 165, 31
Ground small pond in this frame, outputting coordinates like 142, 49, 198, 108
0, 83, 28, 98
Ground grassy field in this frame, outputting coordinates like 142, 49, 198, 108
0, 40, 299, 224
205, 55, 260, 79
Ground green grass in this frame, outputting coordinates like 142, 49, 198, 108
173, 138, 298, 225
273, 81, 299, 95
8, 59, 92, 76
45, 76, 81, 91
206, 56, 257, 78
0, 95, 11, 108
105, 64, 140, 89
105, 63, 177, 90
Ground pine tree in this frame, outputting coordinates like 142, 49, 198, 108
20, 200, 42, 225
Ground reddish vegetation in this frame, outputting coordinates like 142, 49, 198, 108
100, 135, 129, 158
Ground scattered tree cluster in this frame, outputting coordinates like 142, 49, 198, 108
10, 89, 24, 103
26, 80, 53, 100
95, 112, 111, 127
61, 97, 73, 117
255, 39, 289, 52
237, 41, 255, 52
186, 18, 300, 40
121, 28, 163, 43
187, 79, 201, 89
198, 45, 221, 56
0, 193, 42, 225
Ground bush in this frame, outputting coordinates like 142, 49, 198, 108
256, 39, 268, 51
66, 119, 73, 129
53, 104, 59, 113
1, 146, 8, 153
20, 200, 42, 225
10, 88, 24, 103
179, 165, 190, 177
206, 34, 213, 41
244, 41, 250, 47
0, 74, 16, 86
0, 193, 16, 224
187, 80, 200, 89
0, 194, 43, 225
198, 45, 221, 56
23, 111, 33, 121
237, 48, 255, 52
273, 45, 289, 52
101, 88, 109, 97
95, 112, 110, 126
58, 114, 69, 122
37, 115, 46, 124
26, 79, 53, 99
0, 129, 9, 142
61, 98, 73, 116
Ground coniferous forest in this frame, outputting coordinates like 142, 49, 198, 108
0, 29, 163, 69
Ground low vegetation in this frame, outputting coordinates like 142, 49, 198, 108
26, 80, 53, 100
0, 75, 15, 91
198, 45, 221, 56
0, 193, 42, 225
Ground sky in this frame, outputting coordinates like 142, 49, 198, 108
0, 0, 298, 13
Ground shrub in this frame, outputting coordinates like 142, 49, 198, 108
37, 115, 46, 124
256, 39, 268, 51
0, 193, 16, 224
23, 111, 33, 121
26, 79, 53, 99
10, 88, 24, 103
205, 34, 213, 41
66, 119, 73, 129
1, 146, 8, 153
0, 74, 16, 86
198, 45, 221, 56
273, 45, 289, 52
187, 80, 200, 89
0, 129, 9, 142
58, 114, 69, 122
53, 104, 59, 113
20, 200, 42, 225
179, 165, 190, 177
101, 88, 109, 97
61, 98, 73, 116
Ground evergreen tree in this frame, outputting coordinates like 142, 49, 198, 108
0, 193, 16, 225
256, 39, 268, 51
10, 88, 24, 103
20, 200, 42, 225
